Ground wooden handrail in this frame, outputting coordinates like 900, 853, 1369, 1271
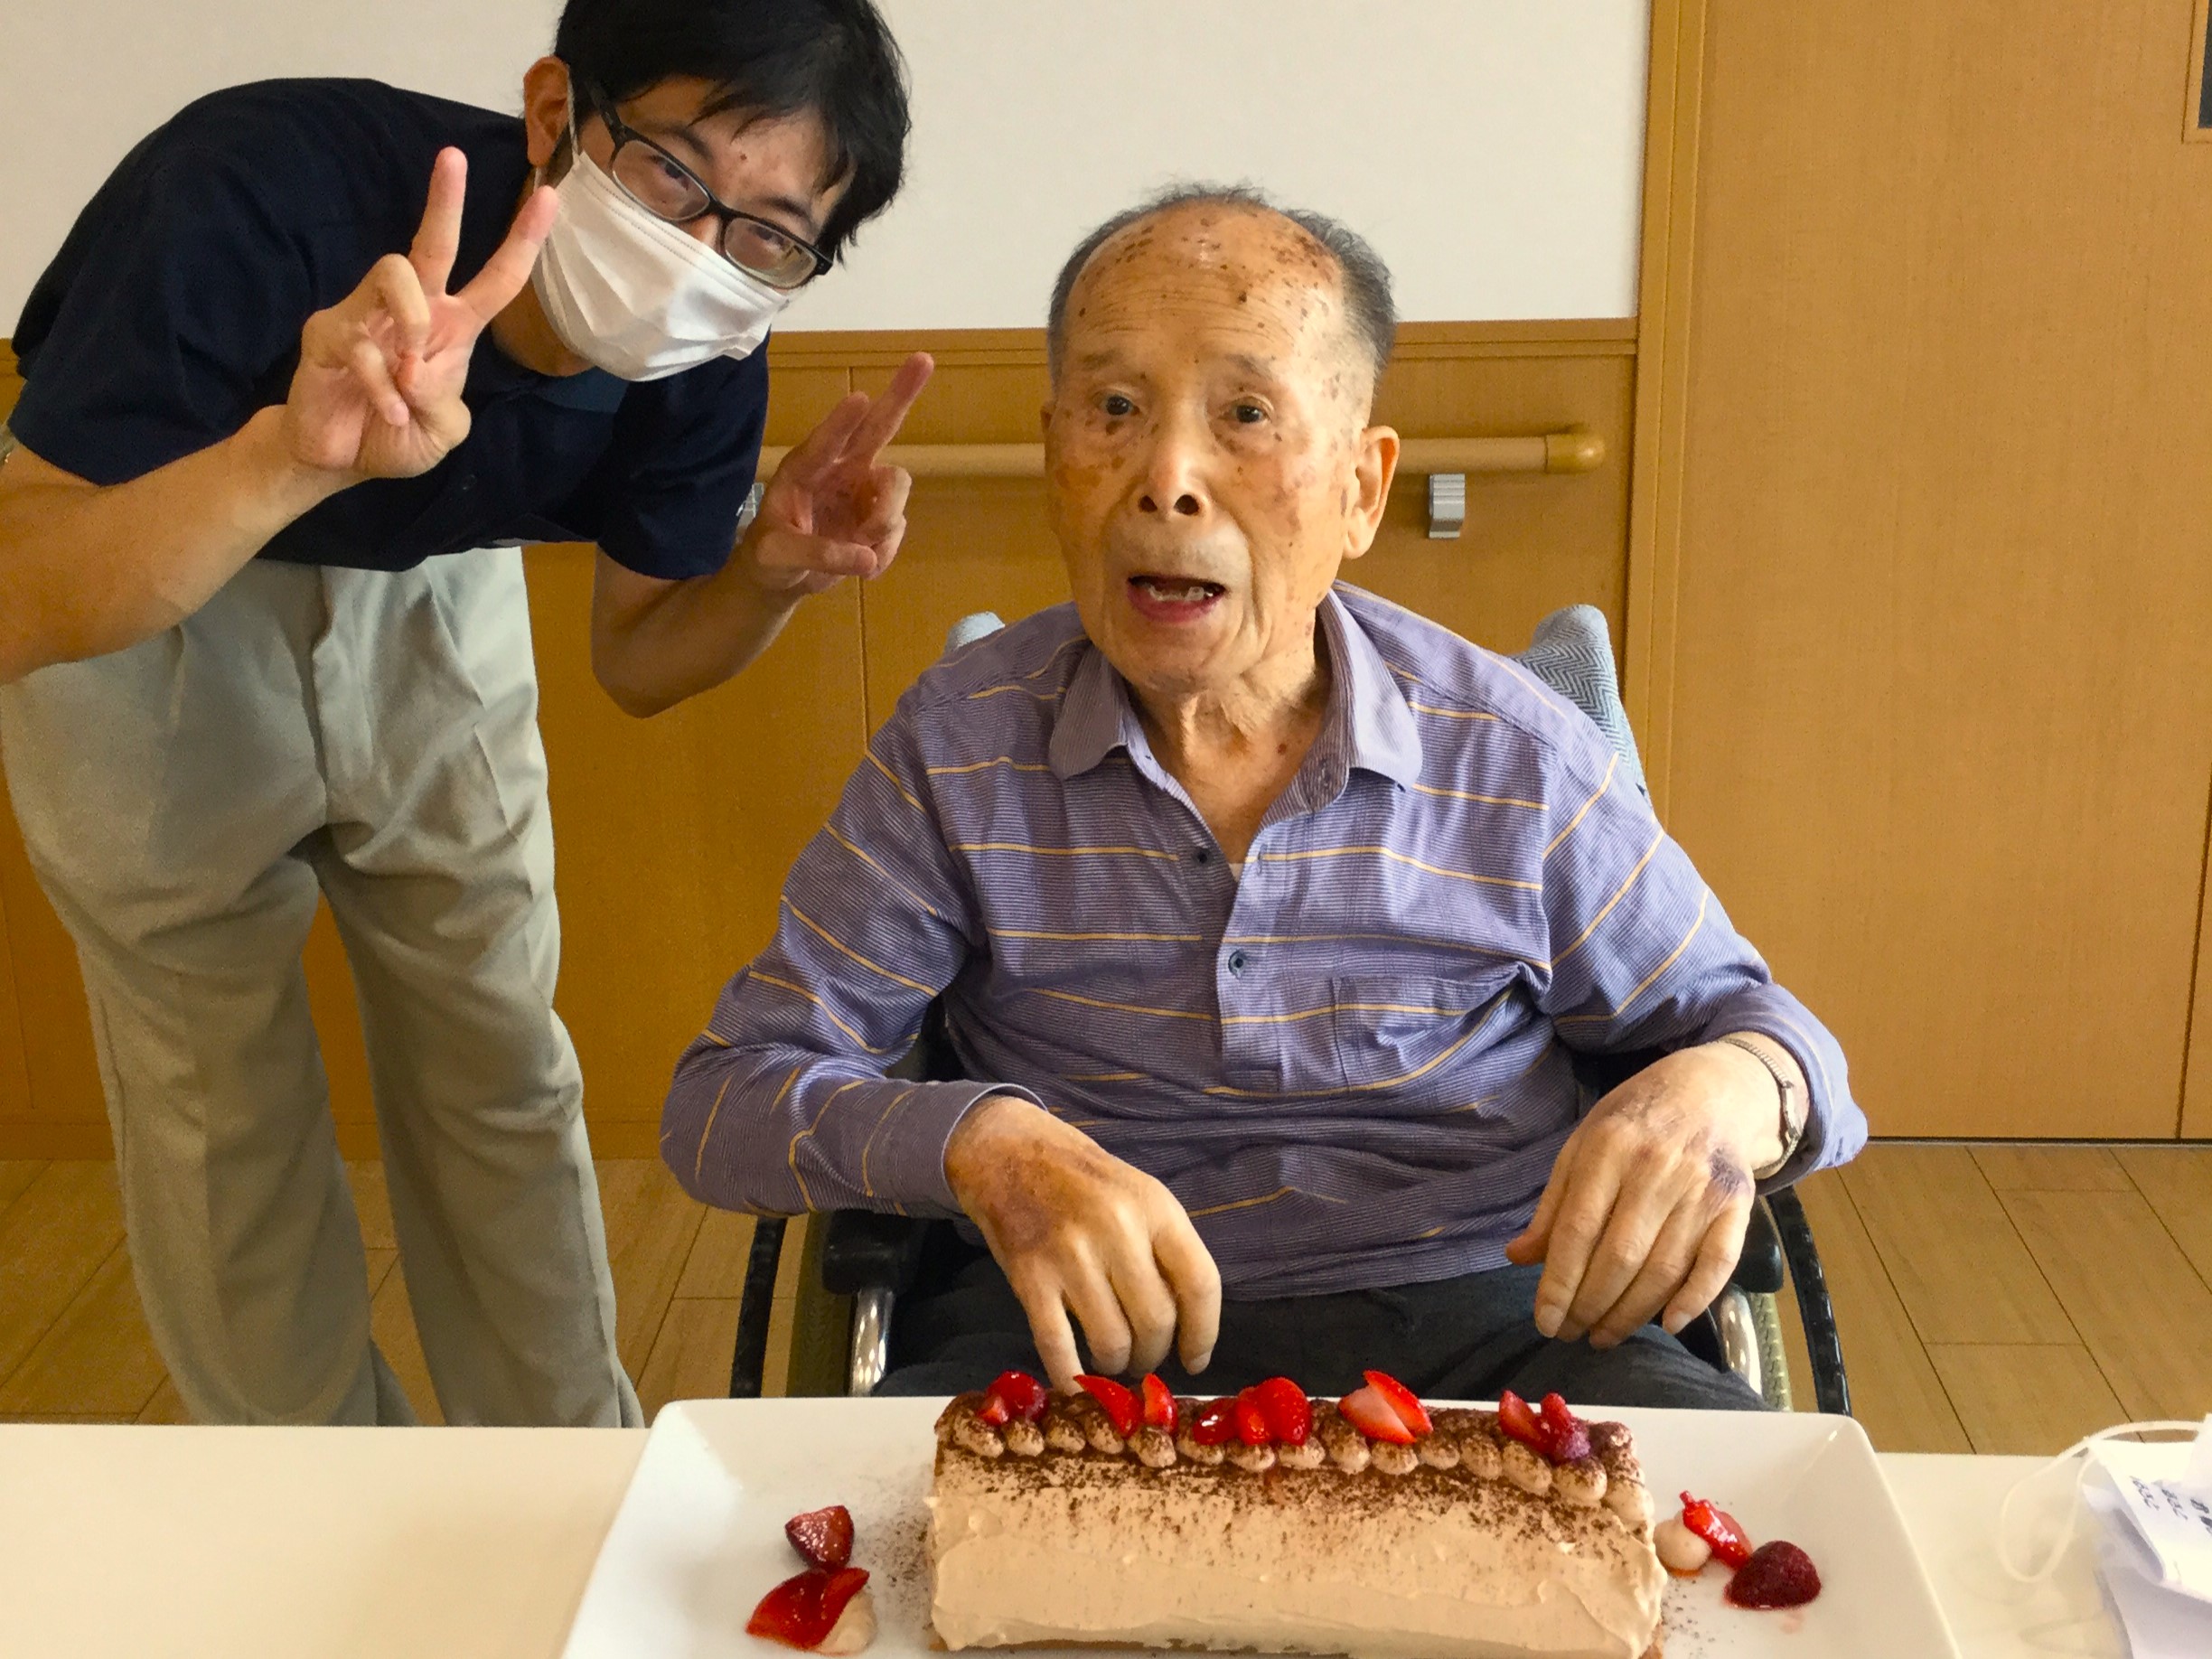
755, 426, 1605, 480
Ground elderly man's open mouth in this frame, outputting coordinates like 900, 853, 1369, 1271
1126, 571, 1230, 622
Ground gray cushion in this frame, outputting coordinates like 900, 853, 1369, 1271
1514, 604, 1649, 798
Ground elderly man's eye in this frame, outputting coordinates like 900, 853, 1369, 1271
1232, 402, 1268, 425
1101, 393, 1136, 417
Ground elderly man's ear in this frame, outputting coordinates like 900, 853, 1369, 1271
1343, 426, 1401, 561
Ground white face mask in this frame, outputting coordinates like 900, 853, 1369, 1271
531, 126, 793, 382
1997, 1417, 2208, 1583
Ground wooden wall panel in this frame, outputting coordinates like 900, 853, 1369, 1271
1358, 339, 1636, 659
2185, 829, 2212, 1139
528, 558, 867, 1158
1656, 0, 2212, 1138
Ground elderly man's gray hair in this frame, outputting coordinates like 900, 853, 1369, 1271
1045, 183, 1397, 386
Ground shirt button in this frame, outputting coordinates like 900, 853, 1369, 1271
1226, 950, 1251, 976
1194, 848, 1214, 865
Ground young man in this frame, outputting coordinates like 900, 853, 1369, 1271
0, 0, 925, 1425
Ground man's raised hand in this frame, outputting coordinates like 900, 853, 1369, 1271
740, 351, 935, 598
282, 148, 558, 482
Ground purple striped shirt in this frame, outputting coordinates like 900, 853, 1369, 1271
664, 586, 1864, 1297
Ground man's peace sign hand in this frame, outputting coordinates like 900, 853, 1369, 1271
740, 351, 935, 599
283, 148, 557, 482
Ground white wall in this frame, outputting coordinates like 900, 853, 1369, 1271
0, 1, 563, 333
2, 1, 1646, 335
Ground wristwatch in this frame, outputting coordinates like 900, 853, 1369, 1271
1715, 1034, 1803, 1179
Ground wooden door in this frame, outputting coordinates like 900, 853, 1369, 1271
1643, 0, 2212, 1137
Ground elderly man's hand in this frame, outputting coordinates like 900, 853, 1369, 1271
1504, 1042, 1793, 1350
944, 1094, 1222, 1393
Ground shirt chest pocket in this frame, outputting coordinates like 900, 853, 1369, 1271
1327, 974, 1515, 1092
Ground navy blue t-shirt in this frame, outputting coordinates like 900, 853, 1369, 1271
9, 78, 768, 579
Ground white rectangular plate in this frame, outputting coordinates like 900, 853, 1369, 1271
560, 1397, 1959, 1659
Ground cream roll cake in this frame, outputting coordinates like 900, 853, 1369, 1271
927, 1370, 1665, 1659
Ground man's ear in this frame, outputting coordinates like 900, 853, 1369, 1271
1341, 426, 1401, 562
520, 56, 574, 174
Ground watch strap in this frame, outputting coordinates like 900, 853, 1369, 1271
1716, 1033, 1804, 1178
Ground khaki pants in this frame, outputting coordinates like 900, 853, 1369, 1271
0, 551, 641, 1426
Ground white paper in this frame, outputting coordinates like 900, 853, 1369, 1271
2189, 1424, 2212, 1495
2086, 1427, 2212, 1605
2095, 1532, 2212, 1659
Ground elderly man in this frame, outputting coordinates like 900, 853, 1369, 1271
664, 186, 1865, 1409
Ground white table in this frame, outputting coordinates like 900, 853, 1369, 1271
0, 1427, 2125, 1659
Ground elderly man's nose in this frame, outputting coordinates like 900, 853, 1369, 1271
1137, 431, 1206, 517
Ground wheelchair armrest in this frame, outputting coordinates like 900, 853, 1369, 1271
1729, 1195, 1786, 1296
820, 1209, 933, 1297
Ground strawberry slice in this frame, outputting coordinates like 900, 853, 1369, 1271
1191, 1397, 1238, 1446
1679, 1491, 1755, 1569
1233, 1386, 1272, 1446
1338, 1383, 1417, 1444
1254, 1376, 1312, 1446
784, 1504, 854, 1570
985, 1369, 1049, 1423
747, 1566, 870, 1649
1140, 1373, 1176, 1429
1538, 1392, 1591, 1464
1362, 1369, 1432, 1439
971, 1390, 1010, 1429
1075, 1373, 1141, 1439
1495, 1388, 1547, 1456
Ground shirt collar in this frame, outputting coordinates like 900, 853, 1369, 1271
1045, 589, 1425, 789
1047, 642, 1140, 779
468, 334, 630, 414
1321, 586, 1426, 788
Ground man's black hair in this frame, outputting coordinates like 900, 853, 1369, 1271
1045, 183, 1398, 387
553, 0, 909, 259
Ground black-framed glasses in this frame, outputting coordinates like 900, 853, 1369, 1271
580, 86, 831, 291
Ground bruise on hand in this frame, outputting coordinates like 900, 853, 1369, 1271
1594, 1059, 1756, 1201
1704, 1146, 1753, 1203
968, 1121, 1129, 1256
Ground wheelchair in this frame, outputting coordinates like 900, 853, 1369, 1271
724, 606, 1850, 1416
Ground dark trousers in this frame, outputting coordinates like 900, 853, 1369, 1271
873, 1235, 1765, 1411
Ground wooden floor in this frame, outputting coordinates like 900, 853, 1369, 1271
2, 1143, 2207, 1450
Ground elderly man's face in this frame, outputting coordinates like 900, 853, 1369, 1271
1042, 205, 1397, 706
